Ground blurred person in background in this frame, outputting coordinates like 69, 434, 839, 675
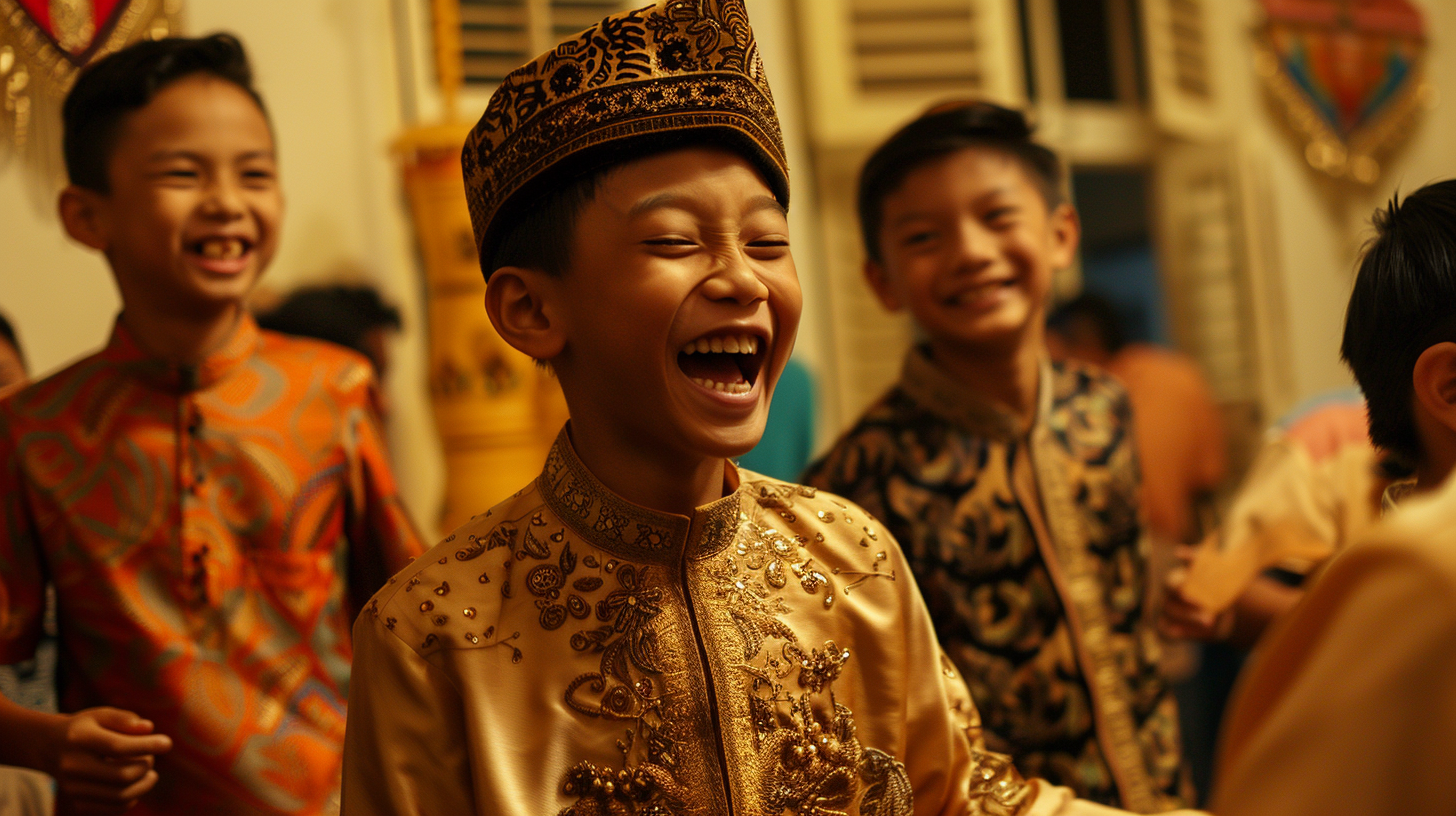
737, 355, 816, 480
1047, 292, 1226, 545
1211, 179, 1456, 816
256, 283, 402, 382
0, 312, 26, 399
0, 310, 50, 816
805, 101, 1190, 811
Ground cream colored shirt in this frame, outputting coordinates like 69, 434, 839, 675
1213, 472, 1456, 815
341, 431, 1191, 816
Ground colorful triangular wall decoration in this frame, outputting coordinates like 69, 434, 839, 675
1254, 0, 1431, 184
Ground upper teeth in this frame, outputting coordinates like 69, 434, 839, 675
199, 238, 245, 260
681, 334, 759, 355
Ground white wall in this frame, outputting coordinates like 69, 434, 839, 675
1214, 0, 1456, 412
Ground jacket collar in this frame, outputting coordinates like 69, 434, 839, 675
897, 345, 1051, 442
101, 312, 259, 393
539, 426, 743, 565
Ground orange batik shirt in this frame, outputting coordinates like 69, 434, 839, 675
0, 314, 425, 815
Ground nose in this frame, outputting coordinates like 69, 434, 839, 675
700, 246, 770, 306
951, 217, 996, 273
201, 177, 246, 220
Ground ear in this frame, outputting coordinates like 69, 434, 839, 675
58, 185, 110, 251
863, 258, 903, 313
1046, 202, 1081, 269
485, 266, 566, 362
1412, 342, 1456, 437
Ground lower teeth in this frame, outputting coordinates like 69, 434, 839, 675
691, 377, 750, 395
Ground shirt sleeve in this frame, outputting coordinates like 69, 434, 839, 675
0, 421, 44, 665
340, 611, 478, 816
345, 376, 427, 616
1212, 539, 1456, 816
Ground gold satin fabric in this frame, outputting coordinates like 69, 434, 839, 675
341, 428, 1175, 815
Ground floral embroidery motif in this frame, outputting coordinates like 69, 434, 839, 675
713, 523, 915, 815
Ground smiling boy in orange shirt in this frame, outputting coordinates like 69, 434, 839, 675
0, 34, 422, 815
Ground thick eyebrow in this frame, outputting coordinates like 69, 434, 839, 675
886, 185, 1016, 229
744, 194, 787, 218
625, 192, 786, 220
145, 149, 276, 163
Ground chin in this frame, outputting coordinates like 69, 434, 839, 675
687, 420, 766, 462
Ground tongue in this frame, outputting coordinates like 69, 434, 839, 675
678, 352, 746, 384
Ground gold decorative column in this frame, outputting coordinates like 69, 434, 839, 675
396, 0, 569, 533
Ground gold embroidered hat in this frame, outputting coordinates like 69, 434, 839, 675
462, 0, 789, 278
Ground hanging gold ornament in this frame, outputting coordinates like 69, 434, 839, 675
0, 0, 183, 180
1253, 0, 1433, 184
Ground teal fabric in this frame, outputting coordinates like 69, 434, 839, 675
738, 357, 815, 481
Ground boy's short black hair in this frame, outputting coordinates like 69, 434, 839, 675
1048, 292, 1128, 354
489, 172, 604, 278
0, 309, 25, 370
1341, 179, 1456, 464
857, 100, 1063, 264
63, 32, 266, 193
257, 284, 402, 370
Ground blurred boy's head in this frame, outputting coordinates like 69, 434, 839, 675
858, 101, 1078, 354
0, 311, 26, 398
470, 1, 798, 461
1343, 179, 1456, 481
257, 285, 402, 379
58, 33, 281, 319
1046, 292, 1128, 366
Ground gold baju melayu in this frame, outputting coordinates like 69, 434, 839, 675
343, 431, 1106, 815
340, 3, 1203, 814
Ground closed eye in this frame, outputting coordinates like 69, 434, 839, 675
984, 207, 1018, 225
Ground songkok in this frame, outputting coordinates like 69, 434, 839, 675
462, 0, 789, 279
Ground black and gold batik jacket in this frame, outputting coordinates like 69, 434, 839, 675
804, 349, 1189, 812
340, 429, 1136, 816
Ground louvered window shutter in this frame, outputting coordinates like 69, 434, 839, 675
798, 0, 1024, 149
1154, 142, 1290, 465
460, 0, 533, 85
458, 0, 625, 86
1140, 0, 1222, 137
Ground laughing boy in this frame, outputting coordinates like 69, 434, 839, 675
339, 4, 1203, 816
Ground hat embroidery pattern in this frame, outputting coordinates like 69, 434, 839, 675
462, 0, 788, 273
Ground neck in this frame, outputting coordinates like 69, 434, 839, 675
928, 329, 1044, 430
567, 418, 728, 518
1413, 445, 1456, 497
120, 301, 243, 366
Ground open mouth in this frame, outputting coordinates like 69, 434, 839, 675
187, 237, 253, 263
677, 332, 767, 397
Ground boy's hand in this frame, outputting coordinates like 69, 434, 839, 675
48, 707, 172, 815
1159, 547, 1234, 642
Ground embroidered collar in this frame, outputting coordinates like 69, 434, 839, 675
539, 427, 744, 565
101, 312, 259, 393
896, 345, 1052, 442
